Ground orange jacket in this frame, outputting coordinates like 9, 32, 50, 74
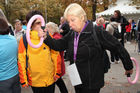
18, 31, 61, 87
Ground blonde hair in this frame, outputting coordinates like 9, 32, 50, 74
46, 22, 59, 33
64, 3, 87, 22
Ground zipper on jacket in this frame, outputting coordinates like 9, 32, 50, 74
81, 41, 92, 89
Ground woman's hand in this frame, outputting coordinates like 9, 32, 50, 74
60, 29, 63, 33
125, 69, 133, 75
38, 30, 47, 39
54, 76, 59, 82
22, 83, 29, 88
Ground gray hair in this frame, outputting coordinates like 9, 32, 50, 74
46, 22, 59, 33
14, 19, 22, 24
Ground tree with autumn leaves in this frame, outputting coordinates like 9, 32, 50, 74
0, 0, 139, 25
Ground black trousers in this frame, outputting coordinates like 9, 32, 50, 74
0, 74, 21, 93
120, 32, 125, 46
74, 86, 100, 93
31, 83, 55, 93
55, 77, 68, 93
126, 32, 131, 41
110, 52, 119, 62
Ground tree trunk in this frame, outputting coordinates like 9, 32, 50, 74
92, 0, 97, 21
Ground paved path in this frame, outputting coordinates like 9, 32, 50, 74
21, 42, 140, 93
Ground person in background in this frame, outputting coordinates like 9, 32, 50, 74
14, 19, 25, 45
95, 16, 105, 28
106, 22, 121, 64
59, 16, 70, 61
46, 22, 68, 93
125, 19, 132, 43
136, 18, 140, 54
22, 20, 27, 30
59, 17, 65, 29
131, 19, 136, 40
0, 9, 14, 35
59, 16, 70, 36
38, 3, 133, 93
0, 17, 21, 93
106, 22, 119, 35
18, 10, 61, 93
110, 10, 129, 46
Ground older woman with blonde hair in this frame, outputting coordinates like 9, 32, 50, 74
39, 3, 133, 93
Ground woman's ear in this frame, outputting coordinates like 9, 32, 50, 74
80, 15, 85, 22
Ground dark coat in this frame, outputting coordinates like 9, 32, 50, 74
60, 22, 70, 36
110, 16, 129, 31
110, 16, 129, 46
44, 21, 133, 89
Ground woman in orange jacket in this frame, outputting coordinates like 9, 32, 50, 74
18, 10, 61, 93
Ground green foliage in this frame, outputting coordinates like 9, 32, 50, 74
46, 0, 64, 24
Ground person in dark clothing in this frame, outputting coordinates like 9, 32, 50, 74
59, 17, 70, 61
131, 19, 136, 40
110, 10, 129, 46
9, 25, 14, 36
59, 17, 70, 36
137, 18, 140, 54
60, 22, 70, 36
110, 10, 129, 63
38, 3, 133, 93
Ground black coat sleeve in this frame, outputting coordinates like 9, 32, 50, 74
121, 16, 129, 28
96, 27, 133, 70
60, 23, 70, 36
44, 31, 71, 51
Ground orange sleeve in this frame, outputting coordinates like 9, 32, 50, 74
51, 49, 62, 78
18, 37, 28, 87
50, 33, 62, 78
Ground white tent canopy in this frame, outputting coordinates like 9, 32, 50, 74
96, 0, 140, 16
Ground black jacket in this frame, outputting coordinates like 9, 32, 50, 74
60, 22, 70, 36
110, 16, 129, 33
44, 21, 133, 89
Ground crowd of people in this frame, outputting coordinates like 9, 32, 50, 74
0, 2, 140, 93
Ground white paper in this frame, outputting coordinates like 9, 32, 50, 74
118, 24, 121, 33
67, 63, 82, 86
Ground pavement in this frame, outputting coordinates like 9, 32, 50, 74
21, 41, 140, 93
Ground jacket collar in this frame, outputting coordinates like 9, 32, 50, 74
81, 21, 93, 34
30, 30, 40, 40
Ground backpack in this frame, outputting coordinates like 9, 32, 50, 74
137, 19, 140, 31
111, 24, 122, 39
22, 34, 28, 69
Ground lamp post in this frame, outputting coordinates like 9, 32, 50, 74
5, 0, 8, 5
44, 0, 47, 23
92, 0, 97, 21
4, 0, 9, 21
